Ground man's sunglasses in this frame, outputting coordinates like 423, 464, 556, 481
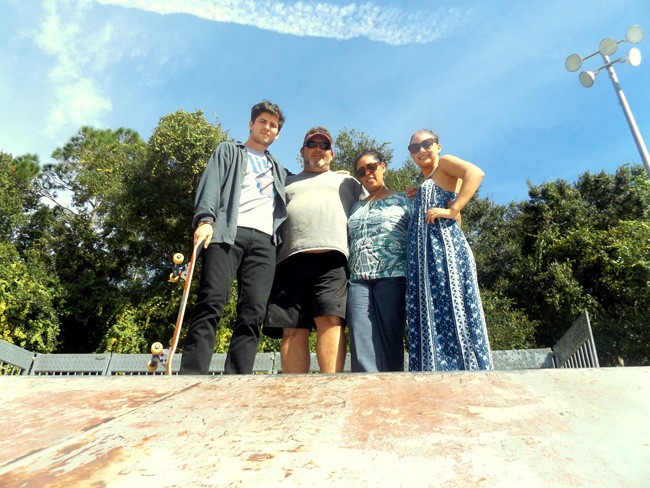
407, 138, 438, 154
304, 140, 331, 150
354, 162, 380, 178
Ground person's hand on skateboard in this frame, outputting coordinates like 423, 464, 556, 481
195, 221, 213, 249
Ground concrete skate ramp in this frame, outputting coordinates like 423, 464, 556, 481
0, 368, 648, 487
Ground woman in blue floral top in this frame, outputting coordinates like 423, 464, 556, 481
347, 150, 412, 372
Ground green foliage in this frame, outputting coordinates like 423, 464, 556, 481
582, 221, 650, 365
461, 164, 650, 365
462, 196, 520, 289
43, 127, 146, 225
481, 290, 538, 350
125, 110, 228, 278
0, 242, 61, 352
384, 158, 421, 193
575, 165, 650, 227
211, 280, 238, 353
332, 128, 393, 173
259, 335, 282, 353
495, 167, 650, 363
98, 304, 149, 354
0, 152, 40, 239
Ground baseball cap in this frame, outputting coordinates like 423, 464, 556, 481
303, 129, 333, 146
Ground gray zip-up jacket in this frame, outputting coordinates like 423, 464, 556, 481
193, 141, 288, 246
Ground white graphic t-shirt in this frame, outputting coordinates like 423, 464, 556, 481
237, 146, 275, 236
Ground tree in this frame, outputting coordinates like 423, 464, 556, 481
41, 127, 146, 226
33, 127, 148, 352
575, 165, 650, 229
0, 152, 61, 352
495, 166, 650, 364
0, 239, 61, 352
333, 128, 394, 172
384, 158, 421, 193
480, 290, 538, 350
0, 152, 40, 240
124, 110, 228, 272
579, 221, 650, 365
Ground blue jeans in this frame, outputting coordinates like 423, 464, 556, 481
180, 227, 276, 374
346, 277, 406, 372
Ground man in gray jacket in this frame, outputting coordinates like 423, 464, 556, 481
180, 100, 288, 374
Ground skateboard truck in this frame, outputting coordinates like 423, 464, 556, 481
168, 253, 187, 283
147, 342, 166, 372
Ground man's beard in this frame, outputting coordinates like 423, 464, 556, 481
303, 157, 328, 169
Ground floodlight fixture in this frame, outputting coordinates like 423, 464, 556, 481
565, 53, 583, 72
626, 47, 642, 67
565, 24, 649, 178
578, 70, 596, 88
626, 24, 644, 43
598, 37, 618, 56
565, 24, 645, 74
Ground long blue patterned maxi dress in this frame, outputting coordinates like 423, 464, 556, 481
406, 179, 493, 371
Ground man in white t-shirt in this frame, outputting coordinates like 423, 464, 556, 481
180, 101, 288, 375
264, 127, 365, 373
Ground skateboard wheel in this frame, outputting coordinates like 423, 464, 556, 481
151, 342, 164, 355
169, 272, 180, 283
173, 253, 184, 265
147, 360, 158, 372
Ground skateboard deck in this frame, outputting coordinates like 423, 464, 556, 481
148, 238, 205, 375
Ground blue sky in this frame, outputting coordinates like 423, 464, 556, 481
1, 0, 649, 204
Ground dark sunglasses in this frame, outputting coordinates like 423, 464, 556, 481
354, 162, 380, 178
304, 140, 331, 150
407, 138, 437, 154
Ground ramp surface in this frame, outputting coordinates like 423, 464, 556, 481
1, 368, 648, 487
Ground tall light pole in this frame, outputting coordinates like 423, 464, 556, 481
566, 25, 650, 179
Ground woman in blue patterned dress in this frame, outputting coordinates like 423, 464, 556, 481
347, 150, 412, 372
406, 130, 493, 371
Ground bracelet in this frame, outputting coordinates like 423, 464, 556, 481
198, 221, 214, 227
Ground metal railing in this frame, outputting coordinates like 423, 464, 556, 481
0, 349, 276, 376
0, 311, 600, 375
551, 311, 600, 368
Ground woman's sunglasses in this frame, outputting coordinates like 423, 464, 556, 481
407, 138, 437, 154
355, 162, 380, 178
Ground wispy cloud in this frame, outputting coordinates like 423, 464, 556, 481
95, 0, 468, 46
35, 0, 113, 138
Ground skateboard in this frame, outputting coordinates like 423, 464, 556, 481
148, 238, 205, 375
